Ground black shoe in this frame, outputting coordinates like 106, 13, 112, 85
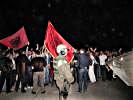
41, 90, 46, 94
15, 89, 18, 92
78, 90, 81, 93
6, 91, 12, 93
21, 89, 26, 93
63, 91, 68, 99
32, 91, 36, 94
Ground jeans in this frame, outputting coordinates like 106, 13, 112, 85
15, 73, 28, 92
94, 64, 101, 80
44, 66, 50, 84
27, 66, 33, 87
100, 65, 107, 81
78, 68, 88, 93
0, 72, 12, 93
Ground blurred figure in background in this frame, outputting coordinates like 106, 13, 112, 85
99, 51, 107, 81
31, 57, 46, 94
15, 51, 30, 93
0, 54, 13, 93
77, 48, 91, 93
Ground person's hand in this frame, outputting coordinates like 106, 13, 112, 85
74, 49, 77, 53
8, 47, 10, 50
27, 42, 30, 46
94, 48, 97, 52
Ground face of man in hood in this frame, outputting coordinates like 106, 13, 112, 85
59, 48, 67, 56
57, 44, 68, 56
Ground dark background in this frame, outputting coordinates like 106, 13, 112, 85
0, 0, 132, 50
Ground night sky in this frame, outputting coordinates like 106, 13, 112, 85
0, 0, 132, 50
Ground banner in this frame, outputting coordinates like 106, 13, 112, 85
0, 27, 29, 50
44, 21, 75, 63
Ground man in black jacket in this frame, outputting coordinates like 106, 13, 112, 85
77, 48, 91, 93
15, 52, 30, 93
0, 56, 13, 93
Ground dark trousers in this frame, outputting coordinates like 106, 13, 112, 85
100, 65, 107, 81
76, 67, 79, 83
71, 67, 77, 84
27, 66, 33, 87
78, 68, 88, 92
0, 72, 12, 93
94, 64, 101, 80
11, 70, 17, 88
107, 70, 113, 80
15, 73, 27, 91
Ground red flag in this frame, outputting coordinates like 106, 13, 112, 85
44, 21, 75, 63
0, 27, 29, 50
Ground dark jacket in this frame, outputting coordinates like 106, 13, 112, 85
0, 56, 13, 73
15, 54, 30, 74
31, 57, 46, 72
78, 53, 92, 69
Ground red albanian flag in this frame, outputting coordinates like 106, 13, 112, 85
44, 21, 75, 63
0, 27, 29, 50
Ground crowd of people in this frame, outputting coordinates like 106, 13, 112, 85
0, 44, 124, 94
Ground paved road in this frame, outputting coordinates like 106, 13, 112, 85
0, 78, 133, 100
